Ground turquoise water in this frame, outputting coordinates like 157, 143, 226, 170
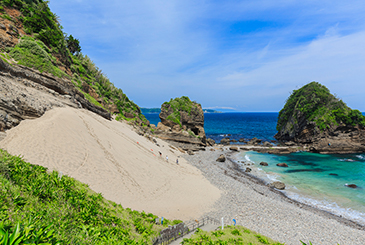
144, 112, 365, 223
239, 151, 365, 224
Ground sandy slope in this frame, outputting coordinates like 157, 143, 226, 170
0, 107, 221, 220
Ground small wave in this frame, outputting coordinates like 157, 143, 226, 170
356, 155, 365, 160
266, 173, 279, 182
244, 154, 252, 163
285, 192, 365, 225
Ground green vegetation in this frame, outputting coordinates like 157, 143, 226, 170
1, 0, 148, 125
0, 149, 180, 244
163, 96, 200, 127
8, 36, 68, 78
181, 226, 284, 245
277, 82, 365, 131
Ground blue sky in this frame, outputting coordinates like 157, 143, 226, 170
49, 0, 365, 112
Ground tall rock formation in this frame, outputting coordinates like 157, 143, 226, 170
155, 96, 206, 150
275, 82, 365, 154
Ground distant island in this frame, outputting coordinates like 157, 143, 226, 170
141, 108, 222, 114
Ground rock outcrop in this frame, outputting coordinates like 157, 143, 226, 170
275, 82, 365, 154
155, 96, 206, 150
0, 58, 111, 131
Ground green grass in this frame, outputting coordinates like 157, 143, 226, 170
8, 36, 68, 78
181, 226, 284, 245
0, 149, 179, 244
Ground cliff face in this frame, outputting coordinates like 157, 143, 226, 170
275, 82, 365, 153
0, 57, 111, 131
155, 96, 206, 149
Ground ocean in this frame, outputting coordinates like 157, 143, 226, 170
143, 112, 365, 225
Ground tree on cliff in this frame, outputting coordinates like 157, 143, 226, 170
66, 35, 81, 55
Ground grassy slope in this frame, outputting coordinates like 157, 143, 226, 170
277, 82, 365, 132
182, 226, 284, 245
0, 149, 181, 244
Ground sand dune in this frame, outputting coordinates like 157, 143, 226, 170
0, 107, 221, 220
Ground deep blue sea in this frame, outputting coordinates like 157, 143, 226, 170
143, 112, 365, 224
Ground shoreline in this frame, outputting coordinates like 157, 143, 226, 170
227, 153, 365, 231
183, 147, 365, 245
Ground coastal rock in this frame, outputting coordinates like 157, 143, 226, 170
238, 138, 247, 143
156, 96, 206, 147
247, 137, 262, 145
277, 163, 288, 167
260, 162, 268, 166
263, 141, 273, 147
271, 181, 285, 190
245, 167, 252, 172
187, 150, 194, 155
345, 184, 358, 188
220, 138, 230, 145
275, 82, 365, 154
206, 138, 215, 146
229, 146, 239, 151
216, 154, 226, 162
230, 139, 237, 143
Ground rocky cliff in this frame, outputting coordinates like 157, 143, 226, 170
0, 57, 111, 131
155, 96, 206, 150
275, 82, 365, 154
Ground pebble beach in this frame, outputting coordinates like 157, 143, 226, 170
183, 147, 365, 245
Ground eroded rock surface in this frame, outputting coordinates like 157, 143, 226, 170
155, 96, 206, 150
0, 58, 110, 131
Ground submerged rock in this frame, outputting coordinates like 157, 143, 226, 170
276, 163, 288, 167
260, 162, 268, 166
345, 184, 358, 189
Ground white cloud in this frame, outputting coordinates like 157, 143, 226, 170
49, 0, 365, 111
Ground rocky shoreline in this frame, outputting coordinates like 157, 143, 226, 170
183, 147, 365, 245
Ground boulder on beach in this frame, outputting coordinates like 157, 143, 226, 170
245, 167, 252, 172
238, 138, 246, 143
260, 162, 268, 166
206, 138, 216, 146
277, 163, 288, 167
271, 181, 285, 190
230, 139, 237, 142
216, 154, 226, 162
229, 146, 239, 151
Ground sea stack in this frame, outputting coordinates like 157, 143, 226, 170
275, 82, 365, 154
155, 96, 206, 151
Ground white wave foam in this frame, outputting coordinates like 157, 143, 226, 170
356, 155, 365, 160
285, 192, 365, 225
244, 154, 252, 163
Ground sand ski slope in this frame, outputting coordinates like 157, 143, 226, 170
0, 107, 221, 220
